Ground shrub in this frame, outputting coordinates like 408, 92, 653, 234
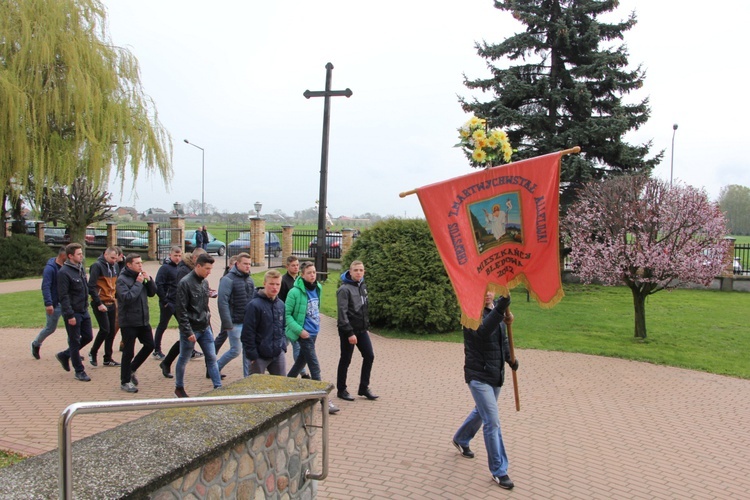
342, 219, 460, 334
0, 235, 54, 279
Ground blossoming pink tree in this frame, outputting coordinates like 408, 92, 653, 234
563, 175, 730, 339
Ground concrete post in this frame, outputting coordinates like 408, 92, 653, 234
170, 216, 185, 254
250, 217, 265, 266
342, 228, 354, 256
106, 222, 118, 248
147, 222, 159, 261
282, 225, 294, 262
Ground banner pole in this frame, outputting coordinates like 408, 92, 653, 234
505, 311, 521, 412
400, 146, 581, 199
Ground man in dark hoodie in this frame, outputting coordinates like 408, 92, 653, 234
55, 243, 94, 382
152, 246, 183, 359
241, 269, 286, 375
87, 247, 120, 367
336, 260, 378, 401
174, 252, 221, 397
452, 291, 518, 490
31, 246, 66, 360
116, 254, 157, 393
217, 253, 254, 377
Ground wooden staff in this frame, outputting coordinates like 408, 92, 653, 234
505, 309, 520, 412
399, 146, 582, 198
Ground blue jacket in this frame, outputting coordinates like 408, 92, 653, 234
218, 265, 255, 330
41, 257, 61, 307
241, 289, 286, 361
58, 261, 89, 320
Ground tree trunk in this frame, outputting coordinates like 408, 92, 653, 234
630, 287, 648, 339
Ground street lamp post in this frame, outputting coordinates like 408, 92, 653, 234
254, 201, 262, 218
670, 124, 678, 187
184, 139, 205, 218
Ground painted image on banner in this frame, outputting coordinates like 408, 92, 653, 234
468, 192, 522, 254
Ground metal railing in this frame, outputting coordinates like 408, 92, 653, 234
58, 390, 330, 499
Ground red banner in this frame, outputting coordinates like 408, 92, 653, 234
416, 152, 564, 328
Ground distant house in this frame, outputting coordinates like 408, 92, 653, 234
144, 208, 170, 222
114, 206, 139, 220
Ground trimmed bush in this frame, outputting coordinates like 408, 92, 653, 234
342, 219, 460, 334
0, 235, 54, 280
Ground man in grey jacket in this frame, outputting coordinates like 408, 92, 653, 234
217, 253, 254, 377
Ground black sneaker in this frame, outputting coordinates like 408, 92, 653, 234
31, 341, 40, 360
159, 361, 174, 378
152, 350, 166, 360
452, 439, 475, 459
88, 352, 98, 367
74, 371, 91, 382
55, 352, 71, 372
191, 350, 204, 359
492, 475, 514, 490
102, 359, 121, 367
130, 372, 139, 386
300, 373, 311, 379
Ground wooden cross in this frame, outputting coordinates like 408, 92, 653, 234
304, 62, 352, 278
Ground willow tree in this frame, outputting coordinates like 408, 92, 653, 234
0, 0, 172, 241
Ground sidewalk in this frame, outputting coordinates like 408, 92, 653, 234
1, 276, 749, 497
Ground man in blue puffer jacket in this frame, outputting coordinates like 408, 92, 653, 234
241, 270, 286, 375
31, 246, 66, 360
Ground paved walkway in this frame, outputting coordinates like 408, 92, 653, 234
1, 269, 749, 498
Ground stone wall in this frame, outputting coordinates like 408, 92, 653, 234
0, 376, 331, 499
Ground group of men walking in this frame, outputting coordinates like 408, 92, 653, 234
32, 244, 379, 413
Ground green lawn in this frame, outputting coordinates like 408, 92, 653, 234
0, 450, 25, 468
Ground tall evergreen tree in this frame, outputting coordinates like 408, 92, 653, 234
461, 0, 662, 207
0, 0, 172, 238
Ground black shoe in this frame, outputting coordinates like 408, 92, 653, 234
56, 352, 71, 372
130, 372, 139, 386
206, 372, 227, 379
152, 350, 166, 360
88, 352, 98, 367
492, 475, 514, 490
31, 341, 40, 360
358, 388, 379, 400
337, 391, 355, 401
74, 371, 91, 382
119, 341, 124, 352
102, 359, 121, 367
175, 387, 189, 398
301, 373, 311, 379
159, 361, 174, 378
452, 439, 475, 459
191, 350, 204, 359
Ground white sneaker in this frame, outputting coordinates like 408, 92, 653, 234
328, 401, 340, 414
120, 382, 138, 393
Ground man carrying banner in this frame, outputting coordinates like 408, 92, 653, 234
452, 291, 518, 489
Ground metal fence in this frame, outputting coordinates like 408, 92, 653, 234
735, 244, 749, 275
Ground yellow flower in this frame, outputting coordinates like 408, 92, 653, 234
459, 127, 470, 139
476, 137, 488, 149
486, 137, 498, 149
471, 129, 486, 141
472, 148, 488, 163
490, 129, 508, 142
502, 144, 513, 162
468, 116, 485, 128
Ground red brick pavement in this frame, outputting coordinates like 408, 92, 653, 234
1, 269, 749, 498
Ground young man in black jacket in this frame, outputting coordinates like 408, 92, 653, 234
242, 270, 286, 376
116, 254, 157, 393
152, 246, 183, 359
174, 252, 221, 397
55, 243, 94, 382
452, 291, 519, 490
87, 247, 120, 367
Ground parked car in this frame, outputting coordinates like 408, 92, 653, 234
42, 227, 95, 245
308, 233, 343, 259
115, 230, 147, 248
185, 230, 226, 256
227, 232, 281, 257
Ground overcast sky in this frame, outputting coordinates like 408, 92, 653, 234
103, 0, 750, 218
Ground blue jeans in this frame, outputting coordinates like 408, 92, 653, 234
34, 305, 62, 346
175, 327, 221, 389
60, 312, 94, 374
454, 380, 508, 477
217, 324, 248, 377
287, 336, 321, 380
291, 340, 307, 375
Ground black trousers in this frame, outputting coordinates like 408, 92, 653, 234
90, 303, 117, 360
153, 303, 175, 353
337, 330, 375, 393
120, 325, 154, 384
